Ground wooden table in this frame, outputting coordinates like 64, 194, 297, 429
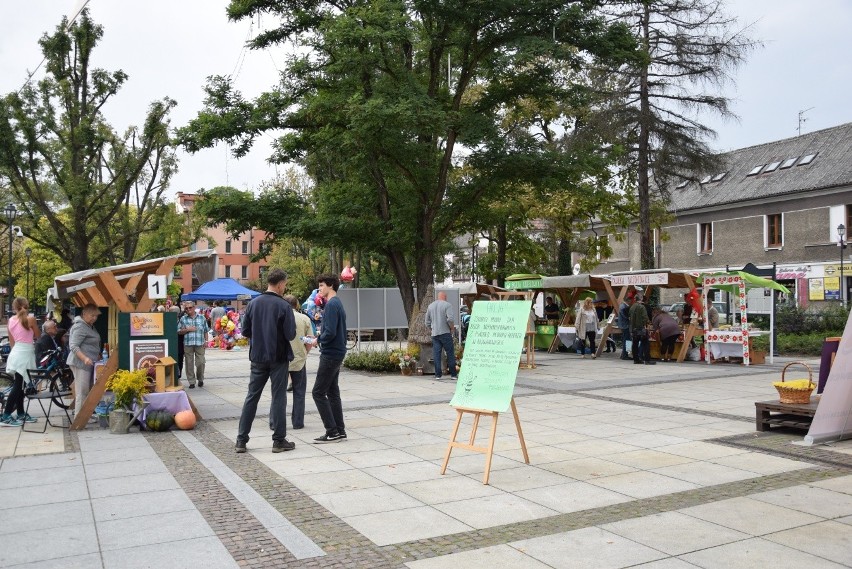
755, 399, 819, 432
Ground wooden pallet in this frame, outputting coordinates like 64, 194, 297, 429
755, 399, 818, 432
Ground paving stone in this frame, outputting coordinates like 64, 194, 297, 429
680, 537, 848, 569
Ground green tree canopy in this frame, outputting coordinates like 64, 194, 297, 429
179, 0, 637, 319
0, 10, 182, 271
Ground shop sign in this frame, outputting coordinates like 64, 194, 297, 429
129, 339, 169, 371
823, 264, 852, 276
809, 278, 825, 301
610, 273, 668, 287
129, 312, 165, 336
775, 264, 810, 280
824, 276, 841, 300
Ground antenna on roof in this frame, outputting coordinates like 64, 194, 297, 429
798, 107, 815, 136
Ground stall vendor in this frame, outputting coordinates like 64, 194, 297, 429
544, 297, 560, 321
651, 308, 680, 362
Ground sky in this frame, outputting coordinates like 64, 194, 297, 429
1, 0, 851, 197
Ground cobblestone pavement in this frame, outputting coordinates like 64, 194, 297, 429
1, 347, 850, 568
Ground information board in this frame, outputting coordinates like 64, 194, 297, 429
449, 300, 529, 412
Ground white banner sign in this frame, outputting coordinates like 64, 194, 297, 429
610, 273, 669, 287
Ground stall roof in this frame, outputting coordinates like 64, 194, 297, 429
607, 268, 700, 290
699, 272, 790, 294
50, 249, 218, 309
455, 282, 507, 297
183, 278, 260, 301
541, 274, 611, 291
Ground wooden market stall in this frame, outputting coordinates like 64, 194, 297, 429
539, 274, 617, 354
503, 274, 619, 354
603, 269, 702, 362
699, 272, 789, 365
49, 250, 218, 430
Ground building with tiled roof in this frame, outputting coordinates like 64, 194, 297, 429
591, 122, 852, 306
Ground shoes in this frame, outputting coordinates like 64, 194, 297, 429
592, 354, 597, 360
582, 355, 586, 359
198, 380, 204, 387
15, 413, 37, 423
313, 431, 345, 443
644, 361, 657, 365
287, 383, 293, 392
0, 414, 22, 427
292, 425, 304, 430
235, 441, 247, 453
449, 376, 458, 381
633, 361, 644, 365
272, 439, 296, 453
189, 384, 195, 389
620, 354, 630, 360
338, 430, 347, 440
435, 376, 443, 380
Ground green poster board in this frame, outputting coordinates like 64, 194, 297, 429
450, 300, 529, 412
118, 312, 178, 371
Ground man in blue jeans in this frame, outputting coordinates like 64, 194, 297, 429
310, 274, 349, 443
235, 269, 297, 453
425, 291, 456, 380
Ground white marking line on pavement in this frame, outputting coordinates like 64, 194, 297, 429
172, 431, 325, 560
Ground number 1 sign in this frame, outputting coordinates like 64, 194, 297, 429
147, 274, 167, 299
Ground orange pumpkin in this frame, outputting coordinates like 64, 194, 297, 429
174, 410, 197, 430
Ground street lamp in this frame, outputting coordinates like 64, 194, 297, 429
31, 264, 37, 312
839, 224, 847, 308
24, 247, 31, 305
4, 204, 17, 318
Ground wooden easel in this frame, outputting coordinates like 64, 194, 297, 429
440, 398, 529, 485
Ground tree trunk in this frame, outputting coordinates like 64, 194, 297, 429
496, 222, 507, 287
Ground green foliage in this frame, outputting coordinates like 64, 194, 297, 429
776, 303, 849, 335
178, 0, 638, 321
0, 9, 179, 271
343, 350, 399, 373
772, 333, 831, 357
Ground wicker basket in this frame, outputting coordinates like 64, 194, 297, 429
773, 362, 815, 404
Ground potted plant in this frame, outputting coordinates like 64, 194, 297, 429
398, 353, 418, 375
105, 369, 149, 434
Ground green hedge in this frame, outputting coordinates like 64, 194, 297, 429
343, 350, 399, 373
751, 332, 838, 357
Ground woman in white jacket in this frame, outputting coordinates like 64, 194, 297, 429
575, 297, 600, 359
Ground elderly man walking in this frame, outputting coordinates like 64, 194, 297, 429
426, 291, 456, 380
178, 302, 209, 388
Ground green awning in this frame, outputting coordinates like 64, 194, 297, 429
504, 274, 544, 290
699, 272, 790, 295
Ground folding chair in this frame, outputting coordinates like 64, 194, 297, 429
23, 368, 73, 433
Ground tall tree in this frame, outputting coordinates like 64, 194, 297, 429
0, 10, 179, 271
179, 0, 636, 320
598, 0, 758, 269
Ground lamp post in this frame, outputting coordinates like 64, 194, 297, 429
24, 247, 31, 305
4, 204, 17, 318
839, 224, 847, 308
31, 264, 37, 313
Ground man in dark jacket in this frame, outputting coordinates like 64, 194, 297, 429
310, 274, 348, 443
235, 269, 297, 453
629, 293, 655, 365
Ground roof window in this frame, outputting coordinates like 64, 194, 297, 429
711, 172, 727, 182
699, 175, 712, 184
798, 153, 817, 166
747, 165, 763, 176
763, 161, 782, 173
780, 157, 797, 169
676, 181, 688, 189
